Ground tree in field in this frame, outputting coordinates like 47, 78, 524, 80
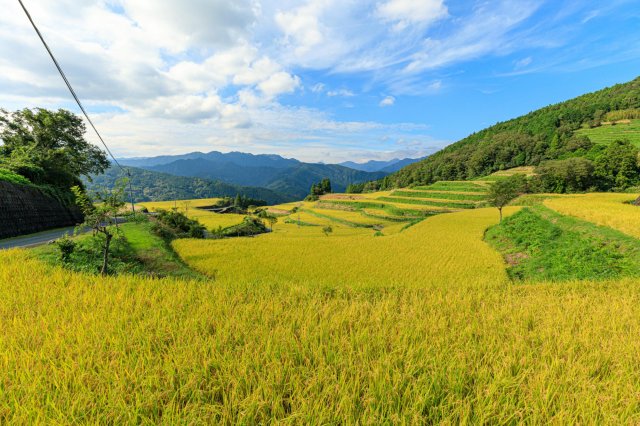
71, 181, 126, 276
266, 215, 278, 231
488, 175, 526, 223
307, 178, 332, 201
0, 108, 109, 189
320, 178, 332, 194
322, 225, 333, 236
594, 139, 640, 189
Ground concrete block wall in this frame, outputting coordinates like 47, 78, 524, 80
0, 181, 83, 239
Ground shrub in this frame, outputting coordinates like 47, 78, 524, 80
0, 168, 31, 185
54, 235, 76, 263
153, 209, 206, 240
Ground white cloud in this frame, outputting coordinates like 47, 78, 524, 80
120, 0, 259, 52
2, 0, 633, 162
377, 0, 448, 30
404, 1, 543, 73
258, 72, 301, 97
327, 89, 355, 97
275, 3, 326, 55
515, 56, 533, 69
311, 83, 325, 93
428, 80, 443, 91
379, 96, 395, 107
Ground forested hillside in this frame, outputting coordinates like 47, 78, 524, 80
127, 152, 386, 200
86, 166, 288, 204
382, 77, 640, 188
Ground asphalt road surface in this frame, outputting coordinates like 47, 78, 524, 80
0, 218, 128, 250
0, 226, 81, 250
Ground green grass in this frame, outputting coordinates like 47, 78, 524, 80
301, 209, 377, 228
576, 119, 640, 148
414, 181, 488, 192
359, 210, 419, 222
378, 197, 476, 209
283, 217, 320, 226
485, 205, 640, 282
391, 190, 487, 201
32, 221, 202, 280
320, 200, 433, 218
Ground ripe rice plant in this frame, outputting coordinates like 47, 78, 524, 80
5, 203, 640, 422
544, 193, 640, 238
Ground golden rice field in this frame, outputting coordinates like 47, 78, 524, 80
139, 198, 246, 230
139, 198, 222, 210
3, 192, 640, 422
545, 193, 640, 238
174, 207, 513, 286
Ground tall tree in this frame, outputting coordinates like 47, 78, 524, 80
0, 108, 109, 188
488, 176, 526, 223
71, 182, 125, 276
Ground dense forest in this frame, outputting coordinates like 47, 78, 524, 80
377, 76, 640, 191
0, 108, 108, 205
86, 165, 288, 204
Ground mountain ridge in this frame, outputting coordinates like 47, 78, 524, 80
119, 150, 387, 199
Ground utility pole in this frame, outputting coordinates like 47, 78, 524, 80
127, 169, 135, 214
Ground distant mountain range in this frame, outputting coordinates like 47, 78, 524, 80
338, 157, 424, 173
117, 151, 399, 200
86, 166, 288, 204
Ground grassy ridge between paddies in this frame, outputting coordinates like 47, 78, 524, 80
378, 196, 476, 209
391, 190, 487, 201
486, 204, 640, 282
5, 204, 640, 421
414, 181, 489, 192
31, 221, 201, 280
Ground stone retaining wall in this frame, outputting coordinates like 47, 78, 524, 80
0, 181, 83, 239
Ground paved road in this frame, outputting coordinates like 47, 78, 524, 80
0, 226, 82, 250
0, 218, 128, 250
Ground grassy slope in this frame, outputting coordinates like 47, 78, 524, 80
32, 221, 202, 280
576, 119, 640, 147
486, 205, 640, 282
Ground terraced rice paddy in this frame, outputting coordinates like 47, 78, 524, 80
4, 192, 640, 422
544, 193, 640, 239
576, 119, 640, 147
139, 198, 246, 230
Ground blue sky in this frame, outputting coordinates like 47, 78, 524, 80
1, 0, 639, 162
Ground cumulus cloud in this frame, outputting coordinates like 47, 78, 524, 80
379, 96, 395, 107
2, 0, 633, 161
120, 0, 259, 52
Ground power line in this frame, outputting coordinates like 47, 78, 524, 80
17, 0, 136, 212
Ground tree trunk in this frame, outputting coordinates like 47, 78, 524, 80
101, 232, 113, 276
499, 207, 503, 223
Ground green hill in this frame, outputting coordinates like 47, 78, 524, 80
383, 77, 640, 188
85, 166, 289, 204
